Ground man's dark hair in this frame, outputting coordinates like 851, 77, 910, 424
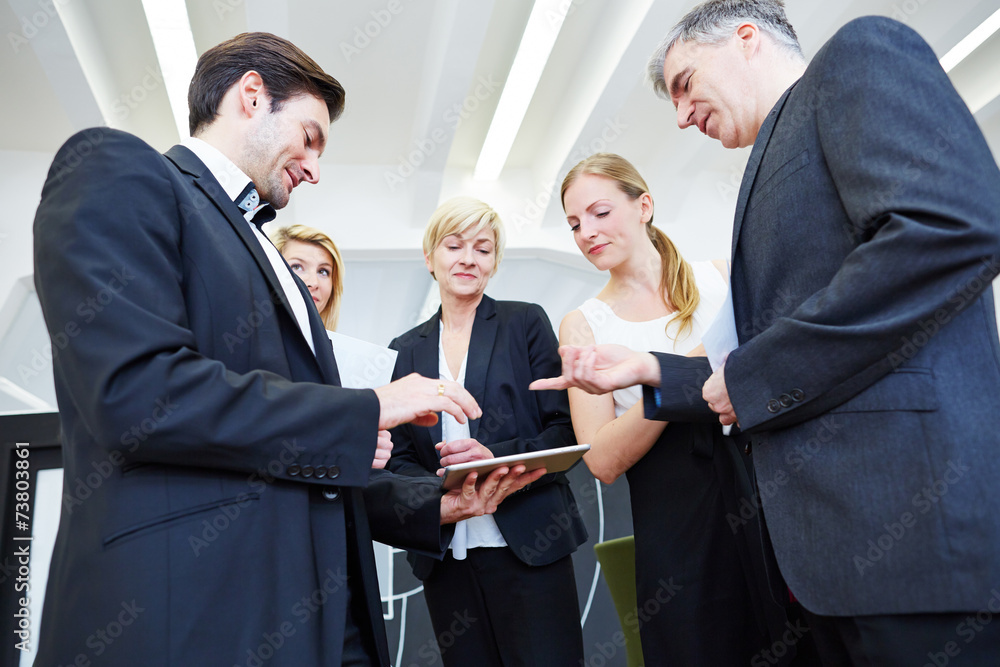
188, 32, 345, 135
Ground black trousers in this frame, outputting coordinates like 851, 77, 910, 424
804, 605, 1000, 667
341, 582, 375, 667
422, 548, 584, 667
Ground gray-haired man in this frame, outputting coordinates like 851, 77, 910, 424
541, 1, 1000, 664
654, 1, 1000, 663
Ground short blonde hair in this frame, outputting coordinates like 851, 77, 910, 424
422, 197, 506, 278
269, 224, 345, 331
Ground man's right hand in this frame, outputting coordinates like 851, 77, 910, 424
374, 373, 482, 430
529, 344, 661, 394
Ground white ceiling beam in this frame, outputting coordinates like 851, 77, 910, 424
473, 0, 571, 181
0, 377, 54, 412
54, 0, 136, 131
947, 24, 1000, 114
52, 0, 177, 150
531, 0, 662, 229
401, 0, 496, 225
7, 0, 103, 131
140, 0, 198, 140
941, 7, 1000, 71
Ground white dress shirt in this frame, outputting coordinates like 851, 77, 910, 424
182, 137, 316, 355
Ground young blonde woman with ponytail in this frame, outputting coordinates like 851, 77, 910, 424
560, 153, 779, 665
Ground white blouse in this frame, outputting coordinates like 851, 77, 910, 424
438, 328, 507, 559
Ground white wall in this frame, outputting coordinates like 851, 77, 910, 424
0, 150, 56, 303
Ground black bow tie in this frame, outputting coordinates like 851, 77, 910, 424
234, 182, 276, 231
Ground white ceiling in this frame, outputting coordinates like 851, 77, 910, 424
2, 0, 999, 414
3, 0, 1000, 264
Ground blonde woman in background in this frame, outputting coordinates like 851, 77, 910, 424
559, 153, 783, 665
272, 224, 399, 470
271, 223, 345, 330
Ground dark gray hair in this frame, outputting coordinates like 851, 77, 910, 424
646, 0, 803, 100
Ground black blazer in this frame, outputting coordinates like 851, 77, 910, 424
388, 296, 588, 579
32, 128, 447, 666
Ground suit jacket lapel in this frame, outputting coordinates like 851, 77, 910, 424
731, 84, 796, 261
298, 278, 341, 386
163, 145, 304, 349
465, 295, 498, 441
414, 313, 443, 445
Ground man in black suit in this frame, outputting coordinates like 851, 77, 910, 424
538, 1, 1000, 664
32, 32, 542, 666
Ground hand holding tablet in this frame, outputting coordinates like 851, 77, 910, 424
440, 444, 591, 491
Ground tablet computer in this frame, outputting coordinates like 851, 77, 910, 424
441, 444, 590, 491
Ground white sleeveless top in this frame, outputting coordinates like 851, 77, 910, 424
577, 261, 728, 418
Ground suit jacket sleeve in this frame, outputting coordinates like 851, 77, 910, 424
643, 353, 717, 423
32, 129, 378, 487
363, 469, 452, 557
385, 334, 436, 479
381, 333, 458, 551
726, 18, 1000, 432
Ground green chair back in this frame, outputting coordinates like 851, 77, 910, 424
593, 535, 643, 667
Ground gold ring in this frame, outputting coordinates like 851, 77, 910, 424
438, 383, 445, 396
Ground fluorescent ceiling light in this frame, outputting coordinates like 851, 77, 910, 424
474, 0, 571, 181
939, 7, 1000, 72
141, 0, 199, 139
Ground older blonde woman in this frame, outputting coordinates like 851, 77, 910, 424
387, 196, 586, 666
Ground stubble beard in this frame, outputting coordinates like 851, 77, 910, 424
242, 114, 290, 210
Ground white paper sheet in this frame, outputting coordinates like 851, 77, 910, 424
701, 284, 738, 372
701, 285, 739, 436
327, 331, 398, 389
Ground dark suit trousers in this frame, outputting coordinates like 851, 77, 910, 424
341, 582, 376, 667
422, 548, 583, 666
803, 607, 1000, 666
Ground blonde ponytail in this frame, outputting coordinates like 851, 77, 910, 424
647, 224, 699, 341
